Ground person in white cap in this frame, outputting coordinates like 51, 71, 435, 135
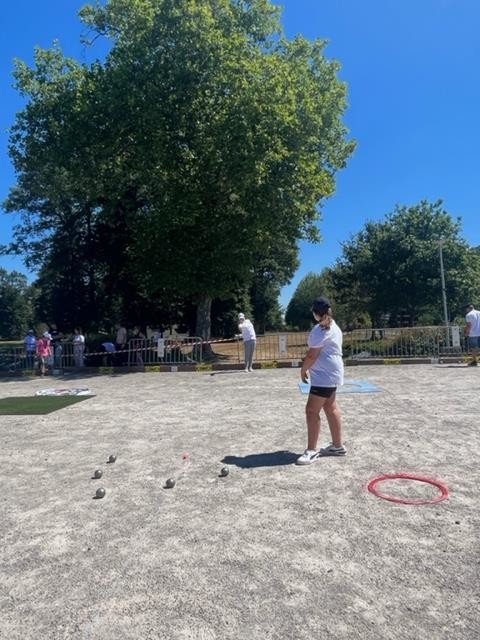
236, 312, 256, 372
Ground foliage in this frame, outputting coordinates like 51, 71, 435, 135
342, 327, 456, 358
331, 200, 480, 326
285, 271, 331, 330
2, 0, 354, 338
0, 269, 37, 339
284, 268, 357, 330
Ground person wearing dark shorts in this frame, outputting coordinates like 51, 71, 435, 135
296, 297, 346, 465
465, 303, 480, 366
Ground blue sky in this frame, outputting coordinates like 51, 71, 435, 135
1, 1, 479, 308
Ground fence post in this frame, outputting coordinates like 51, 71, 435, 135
278, 335, 288, 357
451, 325, 460, 349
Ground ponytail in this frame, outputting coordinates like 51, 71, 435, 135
311, 296, 333, 329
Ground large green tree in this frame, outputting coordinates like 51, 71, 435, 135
3, 0, 355, 338
0, 269, 36, 339
285, 268, 357, 330
332, 200, 480, 326
2, 46, 114, 329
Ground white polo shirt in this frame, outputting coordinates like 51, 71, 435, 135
466, 309, 480, 337
307, 320, 344, 387
239, 319, 256, 341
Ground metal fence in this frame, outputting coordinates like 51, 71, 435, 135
223, 327, 467, 362
0, 346, 31, 373
343, 325, 466, 360
126, 338, 203, 366
0, 326, 469, 372
229, 326, 466, 362
0, 337, 204, 372
70, 337, 203, 367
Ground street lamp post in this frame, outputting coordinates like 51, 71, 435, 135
438, 240, 450, 347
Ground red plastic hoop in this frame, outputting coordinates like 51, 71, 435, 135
367, 473, 449, 505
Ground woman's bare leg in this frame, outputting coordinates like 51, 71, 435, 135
323, 392, 343, 447
305, 394, 327, 450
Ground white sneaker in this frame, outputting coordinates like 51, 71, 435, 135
295, 449, 320, 465
319, 444, 347, 456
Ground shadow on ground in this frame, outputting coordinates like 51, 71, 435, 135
223, 450, 298, 468
210, 370, 244, 376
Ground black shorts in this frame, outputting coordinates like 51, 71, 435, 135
309, 386, 336, 398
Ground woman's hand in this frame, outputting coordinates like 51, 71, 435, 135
300, 368, 309, 383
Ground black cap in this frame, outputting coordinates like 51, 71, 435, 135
464, 303, 474, 309
312, 297, 331, 315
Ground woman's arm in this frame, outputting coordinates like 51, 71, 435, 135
300, 347, 322, 383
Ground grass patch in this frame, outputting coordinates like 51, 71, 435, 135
0, 395, 93, 415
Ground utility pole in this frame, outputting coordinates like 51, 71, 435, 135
438, 239, 450, 347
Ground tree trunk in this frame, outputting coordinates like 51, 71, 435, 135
195, 296, 214, 360
85, 205, 97, 325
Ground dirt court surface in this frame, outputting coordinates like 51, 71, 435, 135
0, 364, 479, 640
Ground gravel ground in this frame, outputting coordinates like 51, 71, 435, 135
0, 364, 479, 640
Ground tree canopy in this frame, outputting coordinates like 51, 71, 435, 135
331, 200, 480, 326
2, 0, 355, 337
0, 269, 36, 339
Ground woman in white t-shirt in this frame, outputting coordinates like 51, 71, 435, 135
72, 327, 85, 367
297, 297, 346, 465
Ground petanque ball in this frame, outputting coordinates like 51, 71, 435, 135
96, 488, 106, 499
165, 478, 176, 489
220, 467, 229, 477
108, 454, 117, 463
94, 469, 103, 479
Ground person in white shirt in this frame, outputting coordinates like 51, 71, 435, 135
115, 322, 127, 350
464, 303, 480, 367
236, 312, 256, 372
23, 329, 36, 369
72, 327, 85, 367
296, 297, 346, 465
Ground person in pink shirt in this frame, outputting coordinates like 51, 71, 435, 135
36, 332, 52, 376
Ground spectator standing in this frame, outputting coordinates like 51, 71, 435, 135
132, 326, 146, 339
115, 322, 127, 350
131, 326, 146, 365
49, 323, 64, 368
36, 332, 52, 376
115, 322, 128, 365
151, 326, 164, 341
151, 327, 165, 361
72, 327, 85, 367
236, 312, 256, 372
464, 303, 480, 366
23, 329, 36, 369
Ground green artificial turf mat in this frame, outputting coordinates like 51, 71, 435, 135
0, 395, 93, 415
